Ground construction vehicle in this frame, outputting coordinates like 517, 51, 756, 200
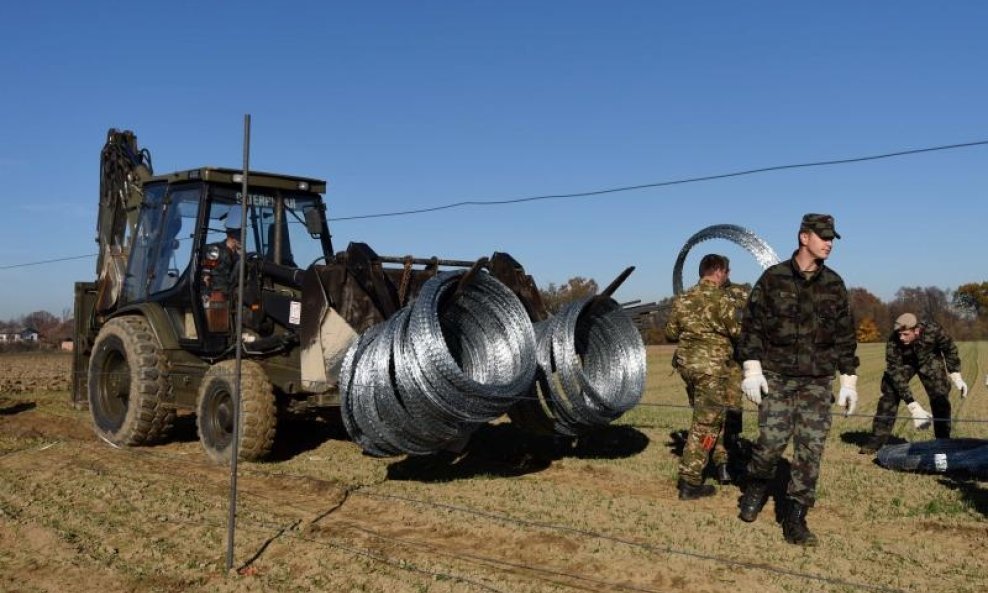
73, 129, 548, 462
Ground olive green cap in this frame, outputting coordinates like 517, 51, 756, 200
800, 213, 840, 240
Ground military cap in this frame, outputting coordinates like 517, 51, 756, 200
799, 213, 841, 240
894, 313, 918, 331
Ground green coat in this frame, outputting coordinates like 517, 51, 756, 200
738, 255, 858, 378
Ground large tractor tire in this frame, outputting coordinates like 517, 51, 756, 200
88, 316, 175, 446
196, 360, 277, 464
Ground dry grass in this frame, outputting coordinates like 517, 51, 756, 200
0, 345, 986, 593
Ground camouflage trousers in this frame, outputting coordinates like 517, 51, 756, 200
678, 367, 741, 485
746, 372, 833, 506
872, 366, 952, 441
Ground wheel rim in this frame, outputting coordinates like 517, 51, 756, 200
95, 346, 130, 432
203, 385, 234, 451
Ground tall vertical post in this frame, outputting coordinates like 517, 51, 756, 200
226, 114, 251, 572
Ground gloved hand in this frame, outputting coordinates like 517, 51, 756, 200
906, 401, 933, 429
837, 374, 858, 416
949, 372, 968, 398
741, 360, 768, 405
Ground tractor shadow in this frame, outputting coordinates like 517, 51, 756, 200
268, 408, 351, 461
387, 423, 650, 483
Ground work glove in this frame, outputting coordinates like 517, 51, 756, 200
948, 372, 968, 398
837, 374, 858, 417
741, 360, 768, 405
906, 401, 933, 430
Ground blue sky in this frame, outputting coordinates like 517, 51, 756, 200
2, 2, 987, 319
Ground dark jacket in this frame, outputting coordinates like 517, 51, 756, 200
738, 254, 858, 378
884, 321, 961, 397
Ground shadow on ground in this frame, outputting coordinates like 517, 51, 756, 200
838, 430, 907, 449
0, 401, 36, 416
937, 476, 988, 517
166, 407, 350, 462
388, 423, 650, 482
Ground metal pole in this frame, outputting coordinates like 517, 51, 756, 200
225, 114, 251, 572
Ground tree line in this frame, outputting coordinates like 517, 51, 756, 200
630, 281, 988, 345
4, 279, 986, 351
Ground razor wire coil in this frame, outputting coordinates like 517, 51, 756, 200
672, 224, 780, 295
530, 297, 646, 436
340, 271, 537, 456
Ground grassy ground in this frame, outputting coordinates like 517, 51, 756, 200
0, 344, 986, 593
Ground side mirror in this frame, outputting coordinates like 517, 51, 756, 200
303, 207, 323, 237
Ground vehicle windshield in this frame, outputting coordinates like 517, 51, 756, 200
206, 188, 328, 269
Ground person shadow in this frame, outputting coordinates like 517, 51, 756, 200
838, 429, 907, 449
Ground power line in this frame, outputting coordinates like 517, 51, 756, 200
330, 139, 988, 221
3, 139, 987, 271
0, 253, 97, 270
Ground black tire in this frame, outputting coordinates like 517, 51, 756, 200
196, 360, 277, 463
88, 316, 175, 446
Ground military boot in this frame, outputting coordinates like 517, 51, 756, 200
738, 478, 769, 522
677, 479, 716, 500
782, 501, 818, 546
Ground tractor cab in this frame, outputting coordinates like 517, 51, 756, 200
119, 168, 331, 354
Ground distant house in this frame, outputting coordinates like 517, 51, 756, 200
60, 338, 74, 352
0, 328, 40, 343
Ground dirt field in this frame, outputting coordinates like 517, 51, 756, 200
1, 346, 986, 593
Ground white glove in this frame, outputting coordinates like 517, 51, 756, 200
741, 360, 768, 405
949, 372, 968, 398
837, 374, 858, 417
907, 401, 933, 430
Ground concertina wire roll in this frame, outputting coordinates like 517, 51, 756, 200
340, 271, 647, 456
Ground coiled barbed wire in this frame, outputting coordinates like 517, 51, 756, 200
672, 224, 780, 295
520, 297, 646, 436
340, 271, 537, 457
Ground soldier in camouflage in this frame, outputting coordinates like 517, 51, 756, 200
736, 213, 859, 546
665, 254, 740, 500
859, 312, 969, 453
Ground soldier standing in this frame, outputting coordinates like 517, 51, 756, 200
736, 213, 859, 546
665, 254, 740, 500
858, 312, 969, 454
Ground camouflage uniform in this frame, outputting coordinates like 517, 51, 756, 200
665, 278, 741, 485
738, 254, 858, 506
871, 321, 961, 441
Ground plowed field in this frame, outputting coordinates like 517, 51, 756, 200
1, 346, 986, 593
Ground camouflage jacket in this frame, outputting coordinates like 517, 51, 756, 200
665, 278, 740, 374
884, 321, 961, 397
738, 254, 858, 378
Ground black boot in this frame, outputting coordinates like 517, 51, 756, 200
738, 478, 769, 522
716, 464, 732, 485
677, 479, 716, 500
782, 501, 818, 546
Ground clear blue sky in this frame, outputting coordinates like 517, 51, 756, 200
2, 2, 987, 320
